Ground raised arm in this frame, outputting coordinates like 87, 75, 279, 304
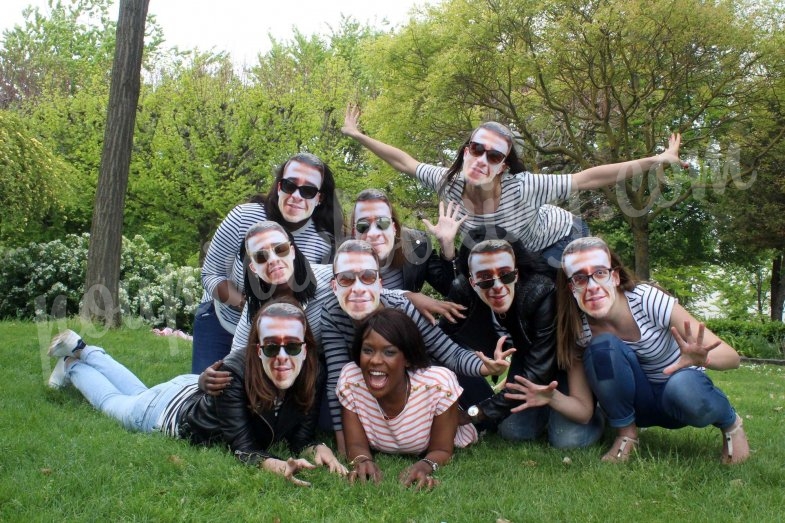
571, 133, 686, 191
341, 103, 420, 176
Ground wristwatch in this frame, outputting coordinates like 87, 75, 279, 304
467, 405, 481, 424
420, 457, 439, 472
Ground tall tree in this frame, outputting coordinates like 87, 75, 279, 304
82, 0, 149, 326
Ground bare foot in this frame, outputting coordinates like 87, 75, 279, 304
602, 435, 639, 463
721, 415, 750, 465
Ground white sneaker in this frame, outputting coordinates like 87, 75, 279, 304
48, 330, 85, 358
48, 357, 71, 389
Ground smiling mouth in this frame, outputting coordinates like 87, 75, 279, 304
367, 370, 388, 390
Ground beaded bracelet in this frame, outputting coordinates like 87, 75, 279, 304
349, 454, 373, 467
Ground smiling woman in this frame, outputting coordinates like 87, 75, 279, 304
338, 307, 477, 490
192, 152, 343, 375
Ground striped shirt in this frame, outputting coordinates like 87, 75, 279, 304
379, 266, 404, 291
577, 284, 680, 383
338, 363, 478, 454
231, 263, 334, 351
321, 292, 485, 430
416, 163, 575, 252
158, 380, 201, 437
200, 202, 333, 333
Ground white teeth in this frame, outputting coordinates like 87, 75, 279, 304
369, 371, 386, 376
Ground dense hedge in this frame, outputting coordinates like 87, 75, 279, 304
0, 234, 201, 331
706, 319, 785, 359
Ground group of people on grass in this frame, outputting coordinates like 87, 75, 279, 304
45, 105, 749, 489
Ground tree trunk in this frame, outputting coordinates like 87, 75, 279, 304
82, 0, 149, 327
771, 254, 785, 322
629, 215, 651, 281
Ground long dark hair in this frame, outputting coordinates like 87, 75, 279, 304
350, 188, 406, 270
244, 299, 318, 413
351, 308, 430, 370
240, 221, 316, 323
555, 237, 639, 369
264, 152, 344, 242
439, 122, 527, 195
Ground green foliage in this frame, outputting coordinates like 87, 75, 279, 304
4, 320, 785, 521
0, 234, 200, 330
0, 110, 77, 242
706, 319, 785, 359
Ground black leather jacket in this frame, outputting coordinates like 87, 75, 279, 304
400, 228, 455, 296
178, 346, 321, 466
439, 273, 557, 422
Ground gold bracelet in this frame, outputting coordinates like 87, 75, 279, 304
349, 454, 373, 467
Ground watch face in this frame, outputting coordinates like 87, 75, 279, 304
467, 406, 479, 417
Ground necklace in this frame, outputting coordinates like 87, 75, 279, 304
375, 374, 410, 421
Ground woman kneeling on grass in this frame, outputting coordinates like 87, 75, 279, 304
46, 299, 347, 486
338, 308, 477, 490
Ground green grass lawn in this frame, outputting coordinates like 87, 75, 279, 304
2, 318, 784, 522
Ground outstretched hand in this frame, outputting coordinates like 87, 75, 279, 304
342, 103, 362, 137
313, 445, 348, 477
663, 321, 719, 375
478, 336, 516, 376
658, 133, 689, 169
406, 291, 466, 325
422, 201, 467, 259
504, 375, 558, 413
263, 457, 316, 487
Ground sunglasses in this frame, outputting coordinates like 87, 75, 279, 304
258, 341, 304, 358
473, 269, 518, 290
251, 241, 291, 264
467, 141, 507, 165
354, 217, 392, 234
334, 269, 380, 287
279, 178, 320, 199
568, 268, 615, 290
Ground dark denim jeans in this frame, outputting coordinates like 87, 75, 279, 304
583, 333, 737, 430
191, 301, 235, 374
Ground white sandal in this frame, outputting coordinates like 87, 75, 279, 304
721, 416, 749, 464
602, 436, 639, 462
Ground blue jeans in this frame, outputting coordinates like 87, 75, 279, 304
191, 300, 235, 374
540, 216, 590, 271
460, 372, 604, 448
67, 346, 198, 433
583, 333, 737, 430
497, 372, 605, 449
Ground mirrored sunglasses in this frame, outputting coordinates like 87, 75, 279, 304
334, 269, 380, 287
251, 241, 291, 264
354, 216, 392, 234
279, 178, 320, 199
259, 341, 304, 358
467, 141, 507, 165
473, 269, 518, 290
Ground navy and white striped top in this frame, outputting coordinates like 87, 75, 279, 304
200, 202, 333, 333
578, 284, 680, 383
231, 263, 335, 351
416, 163, 575, 252
321, 292, 485, 430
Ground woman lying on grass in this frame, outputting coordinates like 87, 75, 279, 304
46, 299, 347, 486
338, 308, 478, 490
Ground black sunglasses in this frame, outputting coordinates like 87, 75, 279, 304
467, 141, 507, 165
251, 241, 291, 264
473, 269, 518, 290
279, 178, 320, 199
259, 341, 304, 358
354, 217, 392, 234
334, 269, 380, 287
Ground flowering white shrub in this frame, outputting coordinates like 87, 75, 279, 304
0, 233, 201, 331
